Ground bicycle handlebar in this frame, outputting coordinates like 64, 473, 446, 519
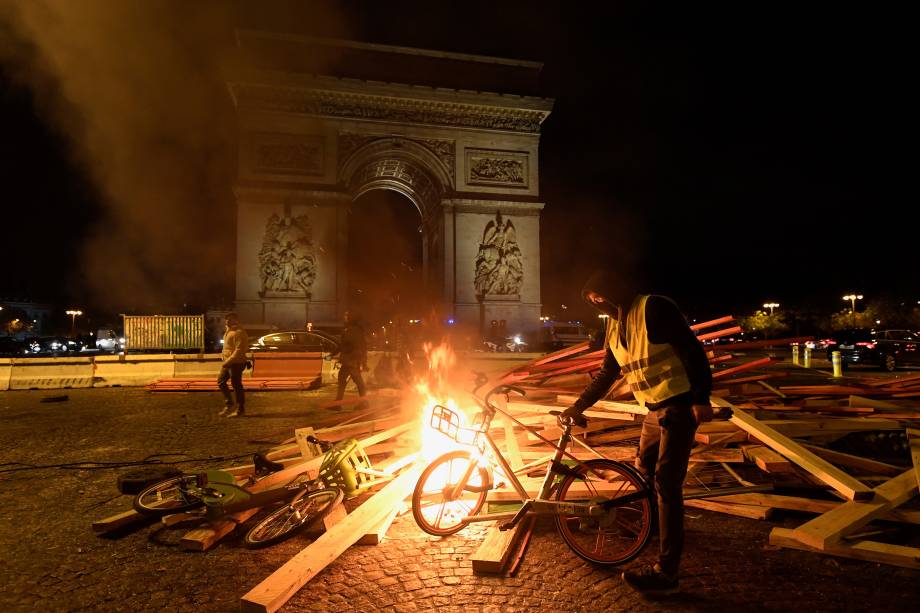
482, 384, 526, 410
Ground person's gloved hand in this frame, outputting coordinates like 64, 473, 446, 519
692, 404, 714, 424
561, 406, 588, 428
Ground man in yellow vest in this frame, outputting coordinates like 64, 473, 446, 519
563, 270, 713, 594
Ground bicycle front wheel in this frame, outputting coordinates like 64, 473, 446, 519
133, 476, 204, 516
555, 459, 653, 565
244, 487, 343, 549
412, 450, 489, 536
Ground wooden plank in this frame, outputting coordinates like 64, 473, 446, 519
690, 315, 734, 331
711, 357, 774, 379
742, 445, 795, 473
471, 520, 534, 574
685, 499, 773, 520
495, 395, 522, 471
769, 527, 920, 570
304, 502, 349, 538
240, 463, 422, 613
312, 417, 405, 442
92, 508, 152, 534
705, 492, 920, 524
764, 417, 902, 438
696, 326, 743, 342
695, 430, 748, 445
180, 508, 260, 551
527, 342, 591, 367
294, 427, 321, 459
799, 443, 903, 477
556, 395, 649, 416
357, 506, 401, 545
908, 428, 920, 490
719, 400, 874, 501
791, 470, 917, 550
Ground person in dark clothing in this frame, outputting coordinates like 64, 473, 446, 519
334, 311, 368, 402
562, 270, 714, 594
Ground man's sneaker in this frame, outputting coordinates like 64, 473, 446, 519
218, 406, 233, 417
622, 564, 679, 594
226, 409, 244, 418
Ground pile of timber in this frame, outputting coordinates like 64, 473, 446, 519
462, 316, 920, 572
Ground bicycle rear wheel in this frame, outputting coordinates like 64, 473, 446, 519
244, 487, 343, 549
412, 450, 489, 536
555, 459, 652, 565
133, 476, 204, 516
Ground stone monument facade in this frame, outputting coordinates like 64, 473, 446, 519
226, 33, 553, 333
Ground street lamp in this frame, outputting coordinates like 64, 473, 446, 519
842, 294, 863, 328
65, 310, 83, 335
763, 302, 780, 315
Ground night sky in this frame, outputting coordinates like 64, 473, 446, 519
0, 2, 913, 325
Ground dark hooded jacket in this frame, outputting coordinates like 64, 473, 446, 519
338, 320, 368, 368
573, 272, 712, 410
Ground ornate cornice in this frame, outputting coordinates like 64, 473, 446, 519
231, 83, 550, 133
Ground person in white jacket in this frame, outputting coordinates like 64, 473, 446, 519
218, 313, 249, 417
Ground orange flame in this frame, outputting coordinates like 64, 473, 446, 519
412, 343, 476, 461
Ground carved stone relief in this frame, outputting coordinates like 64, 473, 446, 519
258, 209, 317, 297
466, 149, 528, 188
474, 211, 524, 298
251, 133, 324, 176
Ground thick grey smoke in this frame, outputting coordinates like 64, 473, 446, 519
0, 1, 354, 312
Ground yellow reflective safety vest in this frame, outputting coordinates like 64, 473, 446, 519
605, 295, 691, 406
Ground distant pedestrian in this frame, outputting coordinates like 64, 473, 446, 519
334, 311, 368, 404
218, 313, 249, 417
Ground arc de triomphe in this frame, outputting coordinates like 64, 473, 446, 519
226, 33, 554, 334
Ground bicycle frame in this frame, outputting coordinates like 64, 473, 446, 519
446, 399, 622, 530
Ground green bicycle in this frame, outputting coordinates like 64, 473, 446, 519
133, 435, 392, 548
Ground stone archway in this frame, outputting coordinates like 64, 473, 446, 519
227, 34, 553, 333
339, 137, 452, 296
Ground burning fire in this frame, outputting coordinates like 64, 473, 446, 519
412, 343, 475, 461
410, 343, 490, 532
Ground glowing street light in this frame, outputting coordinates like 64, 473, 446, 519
66, 309, 83, 335
763, 302, 780, 315
842, 294, 863, 328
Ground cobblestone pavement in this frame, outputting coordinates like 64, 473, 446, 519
1, 386, 918, 612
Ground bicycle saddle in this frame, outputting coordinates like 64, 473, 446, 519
253, 452, 285, 477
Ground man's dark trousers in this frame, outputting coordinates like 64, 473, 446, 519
217, 363, 246, 410
335, 364, 367, 400
635, 396, 698, 575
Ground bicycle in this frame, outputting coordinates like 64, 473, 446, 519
412, 384, 761, 565
133, 435, 393, 548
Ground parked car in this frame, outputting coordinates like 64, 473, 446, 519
26, 336, 84, 355
825, 329, 920, 372
248, 331, 339, 354
95, 328, 125, 353
0, 337, 27, 356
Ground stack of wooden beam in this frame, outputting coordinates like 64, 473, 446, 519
460, 316, 920, 572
